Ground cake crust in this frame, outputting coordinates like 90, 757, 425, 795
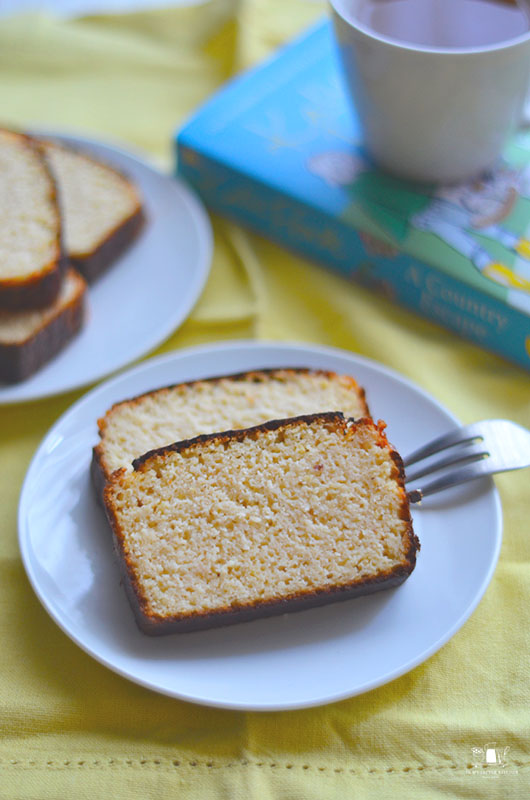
68, 205, 145, 283
0, 131, 64, 311
104, 412, 419, 635
92, 367, 370, 492
120, 556, 414, 635
0, 254, 65, 311
41, 139, 145, 284
0, 268, 86, 382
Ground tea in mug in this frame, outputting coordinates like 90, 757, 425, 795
355, 0, 530, 48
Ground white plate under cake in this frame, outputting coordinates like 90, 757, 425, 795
0, 132, 212, 403
18, 341, 502, 711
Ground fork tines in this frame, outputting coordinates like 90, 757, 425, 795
403, 419, 530, 502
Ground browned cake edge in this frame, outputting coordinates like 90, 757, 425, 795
91, 368, 370, 494
69, 205, 145, 284
103, 412, 419, 636
0, 268, 87, 383
40, 138, 146, 284
0, 133, 65, 311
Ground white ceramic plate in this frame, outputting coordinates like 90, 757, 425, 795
0, 133, 212, 404
18, 341, 502, 711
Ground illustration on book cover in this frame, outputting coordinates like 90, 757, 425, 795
307, 149, 530, 309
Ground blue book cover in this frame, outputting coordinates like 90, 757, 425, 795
176, 18, 530, 371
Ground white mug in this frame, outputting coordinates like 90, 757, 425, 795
329, 0, 530, 183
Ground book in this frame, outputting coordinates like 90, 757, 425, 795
175, 18, 530, 371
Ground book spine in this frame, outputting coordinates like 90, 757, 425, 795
176, 141, 530, 371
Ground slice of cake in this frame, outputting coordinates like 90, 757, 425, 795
92, 368, 369, 494
41, 139, 144, 283
0, 267, 86, 382
103, 413, 419, 635
0, 129, 64, 310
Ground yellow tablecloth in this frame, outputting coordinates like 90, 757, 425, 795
1, 2, 529, 797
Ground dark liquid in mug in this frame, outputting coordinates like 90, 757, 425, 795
356, 0, 530, 48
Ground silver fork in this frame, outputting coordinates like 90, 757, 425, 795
403, 419, 530, 502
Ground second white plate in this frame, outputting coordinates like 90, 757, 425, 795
18, 341, 502, 710
0, 132, 212, 404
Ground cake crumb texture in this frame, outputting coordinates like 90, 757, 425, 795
95, 369, 369, 482
0, 130, 59, 281
42, 139, 142, 260
104, 413, 418, 633
0, 129, 63, 311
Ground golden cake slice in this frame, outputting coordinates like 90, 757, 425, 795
41, 139, 144, 283
92, 368, 369, 494
103, 413, 419, 635
0, 267, 86, 382
0, 129, 64, 311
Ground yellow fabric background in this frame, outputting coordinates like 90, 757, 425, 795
0, 2, 528, 797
